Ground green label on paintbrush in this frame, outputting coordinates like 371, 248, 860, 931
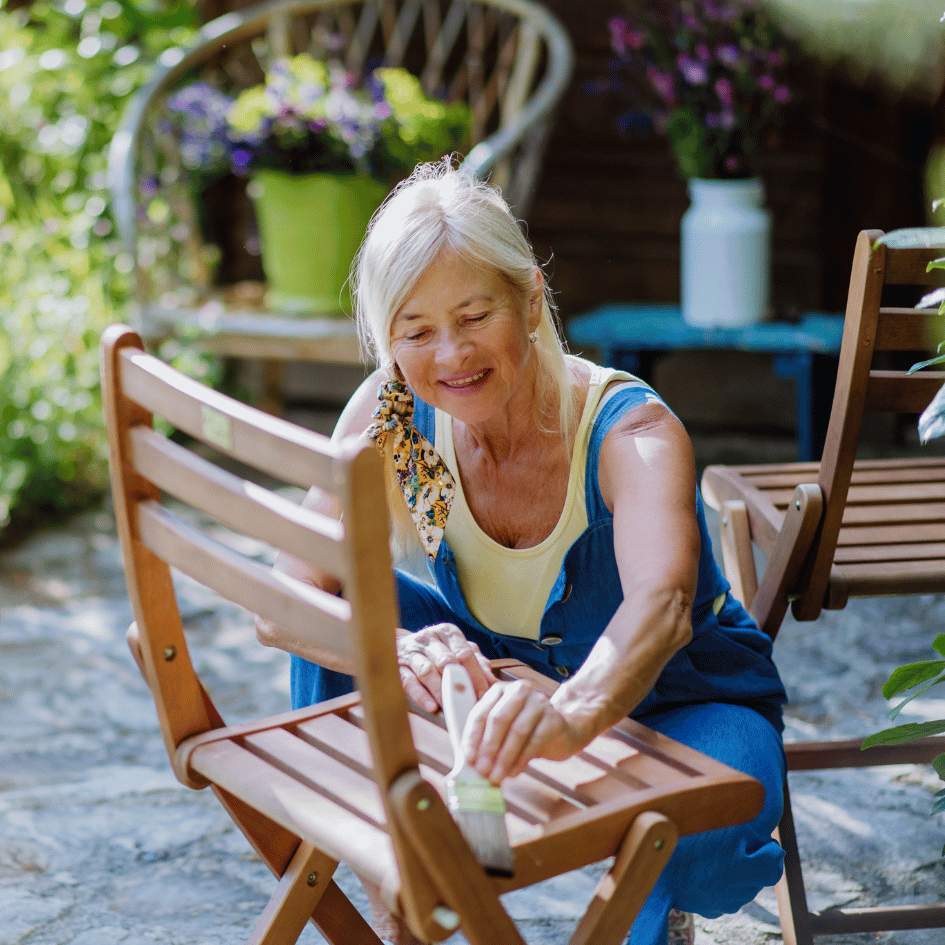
449, 781, 507, 815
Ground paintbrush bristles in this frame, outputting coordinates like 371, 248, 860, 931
441, 663, 516, 878
450, 807, 515, 877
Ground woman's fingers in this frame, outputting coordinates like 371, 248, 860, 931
487, 690, 548, 783
468, 681, 537, 783
397, 649, 442, 712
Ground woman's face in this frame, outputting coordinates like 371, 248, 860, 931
389, 249, 540, 426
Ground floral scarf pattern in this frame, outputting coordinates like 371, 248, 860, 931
365, 379, 455, 560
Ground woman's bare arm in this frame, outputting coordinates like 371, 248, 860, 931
550, 402, 699, 736
462, 401, 700, 783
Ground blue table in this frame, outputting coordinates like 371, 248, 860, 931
567, 304, 845, 460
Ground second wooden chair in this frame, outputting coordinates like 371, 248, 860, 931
702, 229, 945, 944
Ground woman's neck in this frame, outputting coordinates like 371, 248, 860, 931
456, 355, 583, 467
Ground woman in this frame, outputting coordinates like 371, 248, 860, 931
257, 159, 787, 945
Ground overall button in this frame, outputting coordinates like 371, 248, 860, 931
542, 635, 563, 647
555, 665, 571, 678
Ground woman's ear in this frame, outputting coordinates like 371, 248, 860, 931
527, 268, 545, 333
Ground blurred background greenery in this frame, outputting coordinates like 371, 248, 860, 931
0, 0, 210, 536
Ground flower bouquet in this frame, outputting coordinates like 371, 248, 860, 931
608, 0, 792, 180
167, 56, 471, 315
606, 1, 794, 327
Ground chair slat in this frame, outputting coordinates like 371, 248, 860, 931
834, 542, 945, 563
838, 522, 945, 546
746, 466, 945, 488
350, 703, 582, 823
243, 728, 387, 827
763, 481, 945, 507
837, 559, 945, 595
189, 739, 395, 884
882, 245, 945, 286
119, 348, 338, 491
865, 370, 945, 413
136, 501, 354, 663
841, 501, 945, 525
736, 457, 945, 476
129, 427, 348, 582
875, 307, 940, 351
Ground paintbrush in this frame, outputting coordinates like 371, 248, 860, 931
441, 662, 515, 877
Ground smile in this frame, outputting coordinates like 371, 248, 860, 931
441, 368, 490, 389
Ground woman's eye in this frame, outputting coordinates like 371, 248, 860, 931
405, 329, 430, 342
465, 313, 489, 325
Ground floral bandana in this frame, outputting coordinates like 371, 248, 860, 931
366, 379, 455, 560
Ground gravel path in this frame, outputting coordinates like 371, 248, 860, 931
2, 502, 944, 944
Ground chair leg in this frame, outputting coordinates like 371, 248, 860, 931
569, 811, 678, 945
719, 500, 759, 609
389, 770, 527, 945
248, 841, 336, 945
216, 786, 383, 945
774, 778, 815, 945
750, 483, 823, 640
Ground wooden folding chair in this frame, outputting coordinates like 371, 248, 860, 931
702, 229, 945, 944
102, 323, 766, 945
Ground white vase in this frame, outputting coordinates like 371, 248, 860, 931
681, 177, 771, 328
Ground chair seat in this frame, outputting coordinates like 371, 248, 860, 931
703, 457, 945, 606
141, 285, 361, 363
178, 661, 763, 904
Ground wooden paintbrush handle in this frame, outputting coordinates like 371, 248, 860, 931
442, 663, 478, 762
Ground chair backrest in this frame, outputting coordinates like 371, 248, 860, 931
793, 229, 945, 619
101, 324, 418, 793
108, 0, 573, 321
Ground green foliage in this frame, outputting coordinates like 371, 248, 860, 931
374, 68, 472, 177
0, 0, 202, 535
865, 635, 945, 824
663, 107, 712, 180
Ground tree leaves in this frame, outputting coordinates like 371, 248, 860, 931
882, 659, 945, 699
862, 719, 945, 750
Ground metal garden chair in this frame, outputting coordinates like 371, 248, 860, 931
107, 0, 573, 367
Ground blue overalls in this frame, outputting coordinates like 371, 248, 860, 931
291, 383, 787, 945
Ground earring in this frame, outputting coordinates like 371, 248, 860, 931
528, 330, 538, 344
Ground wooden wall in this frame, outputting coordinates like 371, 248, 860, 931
530, 0, 937, 320
197, 0, 940, 319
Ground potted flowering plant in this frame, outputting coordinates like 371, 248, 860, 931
607, 0, 793, 327
168, 56, 470, 315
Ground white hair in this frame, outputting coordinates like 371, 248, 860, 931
349, 158, 575, 556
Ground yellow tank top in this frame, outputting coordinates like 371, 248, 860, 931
436, 363, 637, 640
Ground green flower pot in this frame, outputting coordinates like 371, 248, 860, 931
251, 169, 388, 317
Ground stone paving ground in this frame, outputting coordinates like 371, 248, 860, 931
2, 498, 945, 945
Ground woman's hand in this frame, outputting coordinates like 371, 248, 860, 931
397, 623, 495, 712
462, 679, 589, 784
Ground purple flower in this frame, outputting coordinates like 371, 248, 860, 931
609, 17, 629, 54
646, 66, 676, 104
682, 13, 701, 31
766, 50, 785, 68
231, 147, 253, 174
719, 109, 736, 129
706, 112, 723, 129
608, 17, 645, 55
695, 43, 711, 62
758, 74, 776, 92
677, 54, 708, 86
714, 77, 734, 108
716, 44, 741, 68
373, 102, 392, 119
724, 154, 741, 173
773, 84, 792, 104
